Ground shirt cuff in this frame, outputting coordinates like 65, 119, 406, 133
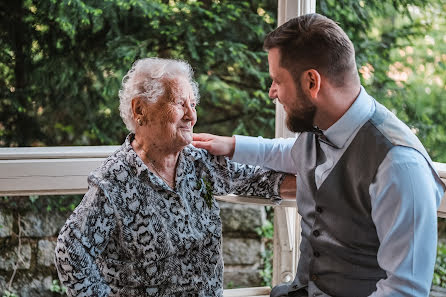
269, 172, 286, 205
233, 135, 260, 164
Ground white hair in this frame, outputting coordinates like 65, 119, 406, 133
119, 57, 200, 132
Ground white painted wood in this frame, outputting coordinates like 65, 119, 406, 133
223, 286, 271, 297
297, 0, 316, 16
0, 145, 119, 160
434, 162, 446, 178
0, 145, 118, 196
434, 163, 446, 218
0, 158, 103, 196
216, 194, 296, 208
438, 190, 446, 219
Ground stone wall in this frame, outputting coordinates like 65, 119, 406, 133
0, 200, 267, 296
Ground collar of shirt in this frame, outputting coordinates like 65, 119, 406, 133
122, 133, 188, 191
323, 86, 375, 149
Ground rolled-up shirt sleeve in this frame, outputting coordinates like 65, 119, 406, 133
233, 135, 297, 174
369, 146, 444, 297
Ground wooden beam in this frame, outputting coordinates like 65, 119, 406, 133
0, 146, 117, 196
0, 146, 444, 214
223, 286, 271, 297
217, 194, 296, 208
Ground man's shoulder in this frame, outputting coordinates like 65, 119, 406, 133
370, 102, 431, 157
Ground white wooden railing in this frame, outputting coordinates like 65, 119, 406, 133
0, 145, 445, 213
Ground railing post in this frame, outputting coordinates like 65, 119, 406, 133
272, 0, 316, 287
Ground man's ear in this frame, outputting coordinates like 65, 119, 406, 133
301, 69, 321, 100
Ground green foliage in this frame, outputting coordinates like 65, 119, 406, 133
434, 242, 446, 287
256, 207, 274, 287
2, 0, 445, 162
1, 290, 18, 297
0, 0, 278, 148
0, 194, 82, 213
225, 281, 235, 289
50, 279, 67, 295
200, 177, 214, 208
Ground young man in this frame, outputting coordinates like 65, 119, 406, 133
193, 13, 445, 297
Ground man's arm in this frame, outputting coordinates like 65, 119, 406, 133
280, 174, 297, 200
369, 147, 444, 296
193, 133, 298, 174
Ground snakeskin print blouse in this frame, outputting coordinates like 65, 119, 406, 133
55, 134, 284, 297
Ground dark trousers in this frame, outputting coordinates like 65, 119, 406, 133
270, 284, 308, 297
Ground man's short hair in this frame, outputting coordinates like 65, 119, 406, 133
264, 13, 357, 86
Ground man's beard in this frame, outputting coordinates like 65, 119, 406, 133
285, 89, 316, 132
286, 106, 316, 132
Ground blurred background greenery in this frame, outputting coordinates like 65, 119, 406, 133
2, 0, 445, 160
1, 0, 446, 288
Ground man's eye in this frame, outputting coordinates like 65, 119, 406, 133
190, 103, 196, 108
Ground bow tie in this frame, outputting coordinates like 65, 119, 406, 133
311, 127, 338, 148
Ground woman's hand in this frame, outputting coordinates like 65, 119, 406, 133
280, 174, 297, 200
192, 133, 236, 158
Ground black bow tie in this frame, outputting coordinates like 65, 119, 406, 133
311, 127, 338, 148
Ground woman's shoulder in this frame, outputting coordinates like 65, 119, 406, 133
183, 144, 230, 167
183, 144, 210, 160
89, 143, 132, 184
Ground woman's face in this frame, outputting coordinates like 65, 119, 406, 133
143, 76, 197, 150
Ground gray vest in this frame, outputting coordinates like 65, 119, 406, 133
291, 101, 443, 297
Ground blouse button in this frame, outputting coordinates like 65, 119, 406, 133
313, 230, 320, 237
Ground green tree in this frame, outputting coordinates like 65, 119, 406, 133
0, 0, 279, 147
1, 0, 444, 154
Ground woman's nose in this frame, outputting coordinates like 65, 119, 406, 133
269, 83, 277, 99
183, 103, 195, 120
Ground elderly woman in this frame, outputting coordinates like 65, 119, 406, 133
55, 58, 294, 297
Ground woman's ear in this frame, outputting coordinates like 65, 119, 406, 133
131, 97, 146, 126
301, 69, 321, 100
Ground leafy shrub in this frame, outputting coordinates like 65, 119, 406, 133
433, 242, 446, 287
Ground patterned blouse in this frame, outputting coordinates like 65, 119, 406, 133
55, 134, 284, 297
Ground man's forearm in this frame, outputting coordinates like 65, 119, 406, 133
280, 174, 297, 200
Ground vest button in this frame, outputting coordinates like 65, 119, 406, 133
313, 251, 320, 257
313, 230, 320, 237
316, 206, 323, 213
311, 274, 318, 281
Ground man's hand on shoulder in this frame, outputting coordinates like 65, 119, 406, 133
192, 133, 235, 158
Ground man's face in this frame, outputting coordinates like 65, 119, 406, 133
268, 48, 316, 132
